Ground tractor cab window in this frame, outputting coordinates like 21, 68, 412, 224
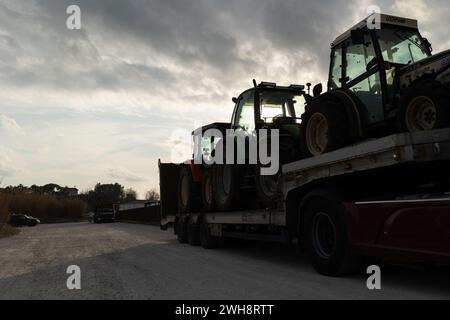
234, 91, 255, 133
344, 35, 384, 124
376, 27, 430, 66
329, 47, 343, 90
345, 35, 377, 82
259, 91, 304, 124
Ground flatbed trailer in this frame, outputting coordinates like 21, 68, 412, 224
159, 128, 450, 275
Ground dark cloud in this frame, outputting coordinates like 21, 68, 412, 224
0, 0, 448, 194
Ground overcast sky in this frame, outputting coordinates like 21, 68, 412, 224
0, 0, 448, 197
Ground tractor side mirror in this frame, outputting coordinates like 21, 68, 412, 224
232, 97, 238, 104
313, 83, 323, 97
350, 28, 365, 45
423, 38, 433, 53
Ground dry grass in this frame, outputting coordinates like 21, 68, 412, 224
0, 193, 87, 224
0, 198, 19, 238
0, 224, 20, 238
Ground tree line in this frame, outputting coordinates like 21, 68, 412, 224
0, 183, 160, 211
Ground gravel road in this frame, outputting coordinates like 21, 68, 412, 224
0, 222, 449, 300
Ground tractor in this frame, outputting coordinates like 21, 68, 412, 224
177, 81, 306, 221
300, 13, 450, 157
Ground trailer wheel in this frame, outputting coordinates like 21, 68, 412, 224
178, 166, 201, 213
187, 219, 201, 246
200, 220, 218, 249
398, 81, 450, 132
300, 98, 349, 157
202, 170, 215, 212
303, 196, 361, 276
176, 217, 188, 244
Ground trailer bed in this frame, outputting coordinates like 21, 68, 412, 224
160, 128, 450, 227
281, 128, 450, 195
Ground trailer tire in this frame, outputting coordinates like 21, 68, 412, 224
176, 217, 188, 244
187, 219, 201, 246
200, 220, 218, 249
303, 196, 361, 276
178, 166, 202, 213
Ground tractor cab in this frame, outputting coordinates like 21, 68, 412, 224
231, 81, 306, 136
299, 13, 450, 158
328, 14, 432, 126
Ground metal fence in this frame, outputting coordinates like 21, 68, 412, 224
115, 205, 160, 225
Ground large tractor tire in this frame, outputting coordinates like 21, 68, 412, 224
303, 195, 362, 276
178, 165, 202, 213
213, 164, 243, 211
300, 98, 349, 158
398, 81, 450, 132
255, 135, 300, 207
202, 169, 215, 212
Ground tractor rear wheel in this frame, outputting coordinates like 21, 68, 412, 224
202, 170, 215, 212
213, 164, 242, 211
178, 165, 201, 213
399, 81, 450, 132
255, 134, 300, 207
300, 98, 349, 157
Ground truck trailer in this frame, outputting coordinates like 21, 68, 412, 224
159, 127, 450, 276
158, 13, 450, 276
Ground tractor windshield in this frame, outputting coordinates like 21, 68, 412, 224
376, 26, 430, 65
259, 91, 305, 123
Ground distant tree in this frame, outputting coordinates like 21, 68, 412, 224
145, 188, 160, 202
81, 183, 124, 210
42, 183, 61, 194
123, 188, 137, 202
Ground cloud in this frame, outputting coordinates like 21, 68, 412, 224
0, 114, 21, 132
0, 0, 448, 195
107, 167, 148, 183
0, 147, 23, 178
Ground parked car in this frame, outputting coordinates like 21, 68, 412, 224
9, 213, 40, 227
89, 208, 115, 223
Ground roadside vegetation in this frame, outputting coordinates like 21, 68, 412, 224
0, 182, 146, 225
0, 199, 19, 238
0, 193, 87, 224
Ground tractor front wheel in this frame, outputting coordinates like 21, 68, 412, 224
300, 98, 349, 157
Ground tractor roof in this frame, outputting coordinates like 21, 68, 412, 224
331, 13, 418, 47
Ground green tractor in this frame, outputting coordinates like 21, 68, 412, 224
178, 81, 306, 215
300, 13, 450, 157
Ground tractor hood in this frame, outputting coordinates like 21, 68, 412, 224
398, 49, 450, 87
